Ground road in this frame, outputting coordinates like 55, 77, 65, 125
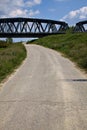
0, 44, 87, 130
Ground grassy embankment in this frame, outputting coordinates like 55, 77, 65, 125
0, 41, 27, 83
28, 32, 87, 72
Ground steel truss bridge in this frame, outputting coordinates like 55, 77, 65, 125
74, 20, 87, 32
0, 18, 68, 38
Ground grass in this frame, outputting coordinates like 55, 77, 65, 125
27, 32, 87, 72
0, 42, 27, 83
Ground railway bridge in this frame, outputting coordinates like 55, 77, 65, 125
74, 20, 87, 32
0, 18, 68, 38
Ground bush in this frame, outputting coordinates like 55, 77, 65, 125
0, 40, 9, 48
6, 38, 13, 44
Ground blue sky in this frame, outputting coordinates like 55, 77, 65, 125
0, 0, 87, 41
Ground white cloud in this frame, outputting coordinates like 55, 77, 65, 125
25, 0, 42, 7
9, 9, 40, 17
9, 9, 28, 17
62, 6, 87, 20
34, 0, 41, 4
29, 10, 40, 17
0, 0, 41, 18
60, 6, 87, 25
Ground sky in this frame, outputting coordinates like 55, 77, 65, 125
0, 0, 87, 41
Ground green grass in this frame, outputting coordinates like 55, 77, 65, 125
28, 32, 87, 72
0, 42, 27, 82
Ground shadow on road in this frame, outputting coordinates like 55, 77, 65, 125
58, 79, 87, 82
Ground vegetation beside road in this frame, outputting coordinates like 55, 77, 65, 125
0, 40, 26, 83
27, 32, 87, 72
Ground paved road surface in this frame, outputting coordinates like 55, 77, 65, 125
0, 44, 87, 130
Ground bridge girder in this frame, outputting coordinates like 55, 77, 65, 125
0, 18, 68, 38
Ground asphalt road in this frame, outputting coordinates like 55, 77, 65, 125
0, 44, 87, 130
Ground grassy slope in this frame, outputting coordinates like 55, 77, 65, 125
28, 33, 87, 72
0, 43, 27, 82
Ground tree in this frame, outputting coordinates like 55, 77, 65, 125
6, 38, 13, 44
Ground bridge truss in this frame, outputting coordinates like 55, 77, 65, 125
0, 18, 68, 38
74, 20, 87, 32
